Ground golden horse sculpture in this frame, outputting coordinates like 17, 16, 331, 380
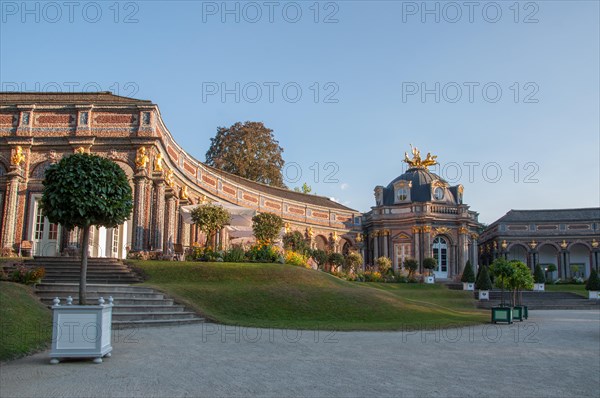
403, 145, 438, 169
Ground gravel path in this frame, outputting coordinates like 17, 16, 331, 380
1, 310, 598, 397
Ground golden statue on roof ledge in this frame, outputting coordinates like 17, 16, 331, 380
403, 145, 438, 169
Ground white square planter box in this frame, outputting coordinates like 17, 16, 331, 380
424, 276, 435, 284
463, 282, 475, 291
589, 291, 599, 300
478, 290, 489, 300
50, 297, 113, 364
533, 283, 545, 292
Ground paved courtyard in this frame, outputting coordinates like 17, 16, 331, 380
1, 310, 598, 398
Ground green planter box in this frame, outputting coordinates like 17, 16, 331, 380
513, 306, 524, 321
491, 307, 513, 324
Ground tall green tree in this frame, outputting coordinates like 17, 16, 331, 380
41, 154, 133, 304
294, 183, 312, 194
191, 203, 231, 248
252, 212, 284, 245
205, 121, 286, 188
490, 258, 515, 307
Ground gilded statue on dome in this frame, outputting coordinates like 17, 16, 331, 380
135, 147, 149, 169
403, 145, 438, 169
11, 146, 25, 167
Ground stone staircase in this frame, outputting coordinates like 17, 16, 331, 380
476, 290, 600, 310
23, 257, 205, 328
24, 256, 141, 284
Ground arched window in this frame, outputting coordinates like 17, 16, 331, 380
432, 236, 448, 274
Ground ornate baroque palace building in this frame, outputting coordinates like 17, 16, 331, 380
478, 208, 600, 279
362, 147, 481, 279
0, 92, 361, 258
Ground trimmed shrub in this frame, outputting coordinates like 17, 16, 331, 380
223, 246, 246, 262
585, 268, 600, 291
9, 265, 45, 285
533, 264, 546, 284
311, 249, 329, 270
285, 251, 309, 268
246, 244, 279, 263
282, 231, 310, 255
403, 258, 418, 277
376, 257, 392, 275
328, 253, 345, 270
460, 260, 475, 283
252, 213, 284, 245
422, 257, 437, 276
475, 265, 493, 291
345, 252, 363, 273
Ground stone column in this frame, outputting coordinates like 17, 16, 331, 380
164, 189, 177, 254
457, 226, 469, 276
131, 172, 149, 251
1, 171, 23, 252
412, 226, 421, 266
422, 225, 432, 259
152, 175, 166, 252
179, 197, 190, 247
382, 230, 389, 259
373, 232, 379, 260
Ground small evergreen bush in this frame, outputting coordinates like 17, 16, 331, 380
533, 264, 546, 284
460, 260, 475, 283
475, 265, 493, 291
585, 268, 600, 291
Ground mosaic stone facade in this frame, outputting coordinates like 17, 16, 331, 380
0, 92, 360, 257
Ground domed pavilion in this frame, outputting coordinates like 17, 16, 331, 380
362, 146, 481, 279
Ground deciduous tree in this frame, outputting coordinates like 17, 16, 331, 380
206, 121, 285, 187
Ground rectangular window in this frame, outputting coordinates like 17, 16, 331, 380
34, 205, 45, 240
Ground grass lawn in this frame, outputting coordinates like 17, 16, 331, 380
131, 261, 487, 330
0, 282, 52, 361
545, 284, 587, 297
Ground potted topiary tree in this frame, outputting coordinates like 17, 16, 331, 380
475, 265, 492, 300
461, 260, 476, 291
508, 260, 534, 321
490, 258, 515, 324
546, 264, 557, 283
585, 268, 600, 300
41, 153, 133, 364
403, 258, 419, 281
422, 257, 437, 284
533, 263, 546, 291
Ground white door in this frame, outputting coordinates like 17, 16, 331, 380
394, 243, 411, 272
432, 236, 448, 279
32, 199, 60, 256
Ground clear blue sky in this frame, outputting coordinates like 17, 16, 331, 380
1, 1, 598, 223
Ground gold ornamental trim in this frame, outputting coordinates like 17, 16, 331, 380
10, 146, 25, 166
